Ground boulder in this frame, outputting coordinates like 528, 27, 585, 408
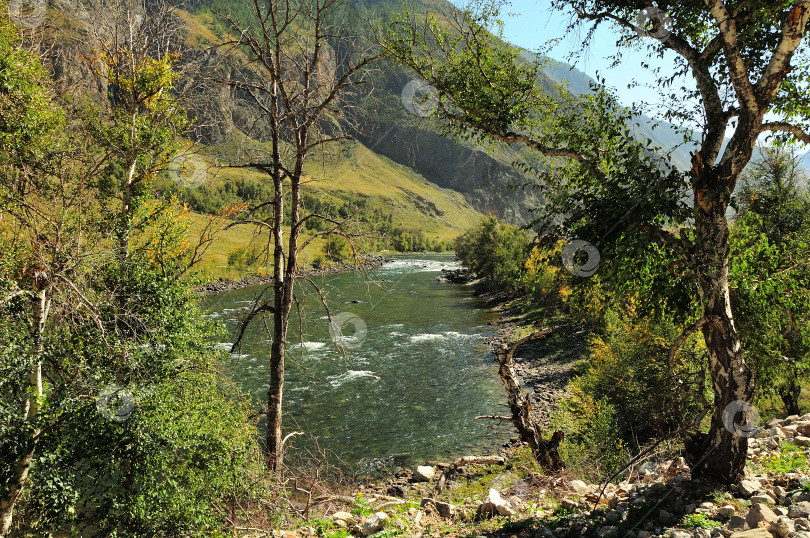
718, 505, 736, 517
789, 502, 810, 519
746, 503, 778, 529
739, 479, 761, 497
769, 517, 794, 538
570, 480, 590, 494
668, 530, 691, 538
420, 498, 455, 518
729, 530, 771, 538
481, 488, 516, 517
728, 515, 748, 531
330, 511, 355, 524
750, 494, 775, 505
597, 526, 617, 537
413, 466, 435, 482
361, 512, 388, 536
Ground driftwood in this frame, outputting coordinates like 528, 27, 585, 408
494, 329, 565, 471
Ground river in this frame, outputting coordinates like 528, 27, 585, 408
201, 254, 513, 475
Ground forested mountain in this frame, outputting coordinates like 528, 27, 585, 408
39, 0, 702, 227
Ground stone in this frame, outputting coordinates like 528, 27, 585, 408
739, 479, 761, 497
728, 515, 748, 531
746, 503, 778, 529
608, 495, 620, 510
659, 510, 673, 524
785, 415, 801, 425
729, 530, 771, 538
798, 424, 810, 436
570, 480, 590, 494
750, 494, 775, 505
668, 530, 691, 538
695, 529, 712, 538
330, 511, 355, 523
434, 501, 456, 518
769, 517, 794, 538
719, 506, 736, 517
701, 502, 716, 509
597, 526, 617, 537
792, 436, 810, 447
774, 486, 788, 500
361, 512, 388, 536
789, 502, 810, 519
774, 507, 788, 517
481, 488, 516, 517
413, 466, 435, 482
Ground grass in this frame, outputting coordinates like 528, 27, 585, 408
178, 133, 487, 282
758, 442, 808, 474
681, 514, 722, 529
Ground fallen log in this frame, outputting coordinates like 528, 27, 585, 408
495, 329, 564, 471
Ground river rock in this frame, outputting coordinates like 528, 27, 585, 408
739, 479, 761, 497
790, 503, 810, 519
729, 530, 771, 538
769, 517, 794, 538
570, 480, 590, 494
413, 465, 435, 482
718, 505, 736, 517
746, 503, 778, 529
361, 512, 388, 536
330, 511, 355, 524
481, 488, 516, 517
728, 515, 748, 531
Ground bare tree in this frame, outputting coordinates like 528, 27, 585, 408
218, 0, 377, 471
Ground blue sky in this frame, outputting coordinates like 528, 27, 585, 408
483, 0, 683, 112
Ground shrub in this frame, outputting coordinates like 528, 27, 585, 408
455, 216, 530, 293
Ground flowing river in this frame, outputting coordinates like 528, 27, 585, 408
201, 254, 513, 475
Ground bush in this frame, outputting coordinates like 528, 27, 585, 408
455, 216, 530, 292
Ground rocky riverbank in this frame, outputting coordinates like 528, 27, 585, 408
254, 413, 810, 538
196, 254, 388, 294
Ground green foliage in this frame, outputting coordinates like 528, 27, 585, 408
730, 147, 810, 414
351, 492, 373, 517
454, 216, 530, 292
228, 244, 262, 270
758, 443, 808, 475
681, 514, 721, 529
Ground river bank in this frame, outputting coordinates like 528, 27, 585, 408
195, 254, 388, 294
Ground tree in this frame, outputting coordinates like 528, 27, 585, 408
731, 146, 810, 416
219, 0, 377, 471
382, 0, 810, 483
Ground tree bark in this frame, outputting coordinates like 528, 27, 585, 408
688, 171, 754, 484
0, 279, 47, 535
780, 376, 801, 416
495, 330, 564, 470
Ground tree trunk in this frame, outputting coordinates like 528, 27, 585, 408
495, 330, 564, 470
780, 376, 801, 417
0, 280, 47, 534
267, 168, 287, 472
688, 177, 754, 484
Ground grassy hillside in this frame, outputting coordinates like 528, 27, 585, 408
165, 132, 486, 281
